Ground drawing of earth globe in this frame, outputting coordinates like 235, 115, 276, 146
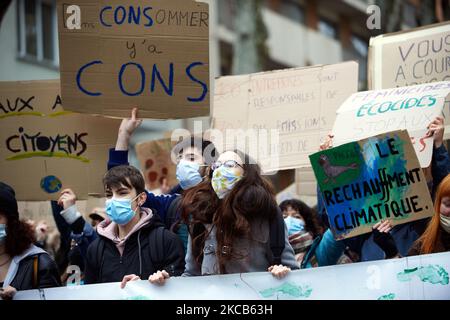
40, 175, 62, 194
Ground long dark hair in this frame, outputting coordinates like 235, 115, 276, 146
180, 150, 278, 273
3, 214, 36, 257
279, 199, 322, 237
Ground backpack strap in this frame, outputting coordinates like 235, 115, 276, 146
148, 226, 166, 272
32, 255, 39, 289
165, 196, 182, 231
96, 239, 106, 282
269, 207, 286, 266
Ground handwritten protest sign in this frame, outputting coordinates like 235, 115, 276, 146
368, 21, 450, 139
135, 138, 177, 191
310, 130, 434, 240
14, 251, 450, 300
56, 0, 210, 119
332, 82, 450, 167
211, 62, 358, 172
0, 80, 120, 200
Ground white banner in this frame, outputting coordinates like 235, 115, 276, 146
14, 252, 450, 300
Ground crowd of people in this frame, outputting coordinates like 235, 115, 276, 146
0, 109, 449, 300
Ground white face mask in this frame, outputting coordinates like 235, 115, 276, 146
440, 214, 450, 234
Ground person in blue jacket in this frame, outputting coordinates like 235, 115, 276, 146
108, 108, 219, 253
280, 199, 345, 268
317, 116, 450, 261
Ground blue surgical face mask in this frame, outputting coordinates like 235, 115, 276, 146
284, 216, 305, 236
105, 194, 141, 226
0, 224, 6, 244
176, 160, 203, 190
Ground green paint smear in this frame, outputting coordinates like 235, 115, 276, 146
124, 295, 152, 300
378, 293, 396, 300
6, 151, 90, 163
397, 265, 449, 285
0, 111, 72, 119
260, 282, 312, 299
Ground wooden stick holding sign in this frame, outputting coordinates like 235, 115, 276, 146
310, 130, 434, 240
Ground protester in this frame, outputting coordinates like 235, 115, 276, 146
84, 165, 185, 284
109, 108, 219, 253
33, 220, 61, 260
408, 174, 450, 256
0, 182, 61, 300
424, 116, 450, 199
121, 149, 298, 288
280, 198, 349, 267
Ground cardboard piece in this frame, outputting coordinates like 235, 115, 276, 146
295, 167, 318, 197
368, 21, 450, 139
0, 80, 120, 201
135, 138, 178, 190
211, 62, 359, 172
56, 0, 210, 119
310, 130, 434, 240
332, 82, 450, 167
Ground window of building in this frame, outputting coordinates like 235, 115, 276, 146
17, 0, 58, 68
351, 35, 368, 58
220, 41, 234, 76
402, 1, 419, 28
218, 0, 236, 31
274, 0, 306, 24
265, 0, 306, 25
318, 18, 338, 39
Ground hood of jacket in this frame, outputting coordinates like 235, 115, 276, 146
96, 207, 163, 255
3, 244, 47, 288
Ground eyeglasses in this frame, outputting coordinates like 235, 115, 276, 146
211, 160, 243, 171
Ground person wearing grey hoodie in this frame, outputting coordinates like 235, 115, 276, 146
84, 165, 185, 285
0, 182, 61, 300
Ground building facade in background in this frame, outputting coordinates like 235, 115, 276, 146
0, 0, 446, 198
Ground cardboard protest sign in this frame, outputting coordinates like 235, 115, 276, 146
332, 82, 450, 167
56, 0, 210, 119
368, 21, 450, 139
135, 138, 177, 190
310, 130, 434, 240
211, 61, 358, 172
0, 80, 120, 200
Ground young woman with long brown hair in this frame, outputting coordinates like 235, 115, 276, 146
121, 149, 298, 287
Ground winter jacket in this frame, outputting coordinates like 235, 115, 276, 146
183, 219, 299, 276
2, 245, 61, 291
430, 144, 450, 199
84, 208, 185, 284
301, 229, 346, 268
